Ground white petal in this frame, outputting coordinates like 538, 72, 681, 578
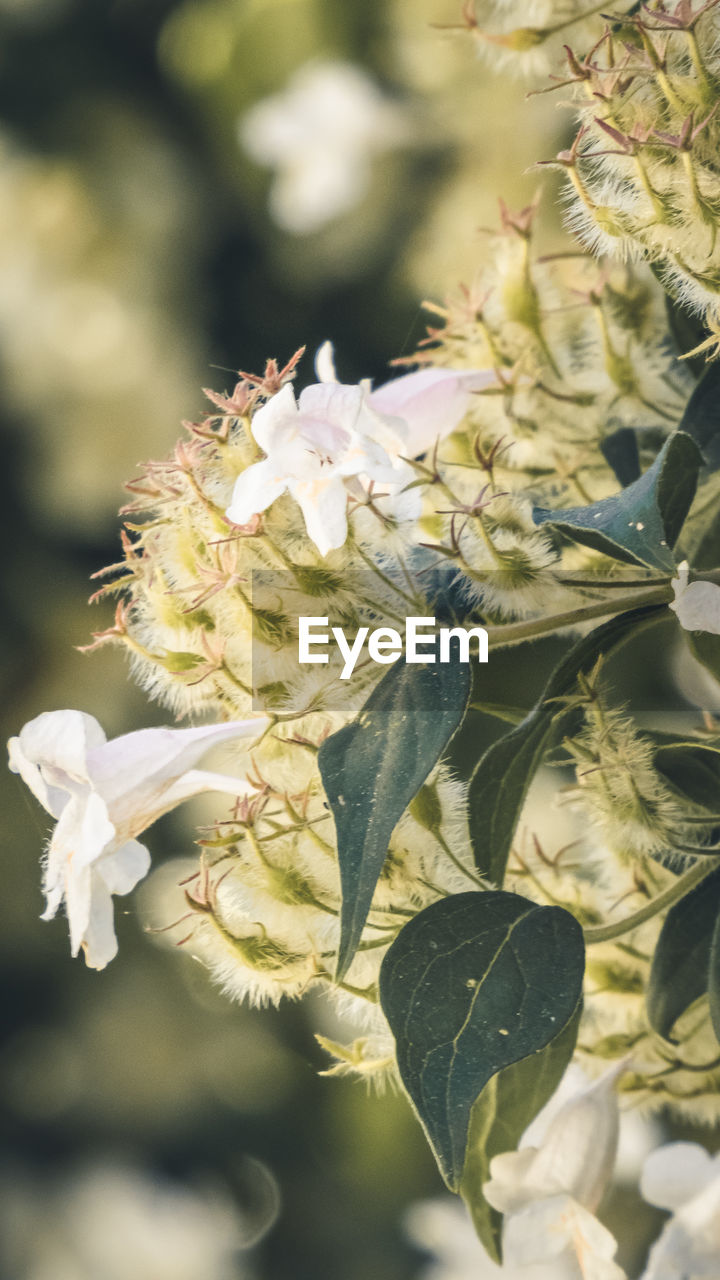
8, 733, 67, 819
504, 1197, 625, 1279
225, 458, 288, 526
369, 367, 496, 457
670, 579, 720, 633
641, 1142, 716, 1211
86, 718, 268, 825
525, 1066, 621, 1211
96, 839, 151, 896
149, 768, 255, 812
291, 475, 349, 556
314, 340, 338, 384
8, 709, 106, 817
64, 861, 93, 957
81, 873, 120, 970
485, 1148, 538, 1214
249, 382, 298, 454
42, 788, 116, 917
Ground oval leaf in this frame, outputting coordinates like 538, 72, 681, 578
379, 891, 585, 1191
533, 432, 701, 570
319, 658, 471, 981
647, 866, 720, 1041
655, 742, 720, 812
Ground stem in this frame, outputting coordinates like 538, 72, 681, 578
585, 860, 717, 944
486, 585, 672, 650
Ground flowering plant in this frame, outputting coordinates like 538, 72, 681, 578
13, 2, 720, 1274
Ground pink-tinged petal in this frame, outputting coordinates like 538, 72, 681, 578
369, 367, 496, 456
298, 382, 365, 436
291, 475, 349, 556
225, 458, 289, 526
96, 839, 151, 896
641, 1142, 716, 1212
314, 340, 338, 383
526, 1066, 621, 1212
249, 382, 298, 453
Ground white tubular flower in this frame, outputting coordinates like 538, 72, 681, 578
225, 380, 406, 556
484, 1067, 626, 1280
315, 339, 497, 457
8, 710, 268, 969
640, 1142, 720, 1279
669, 562, 720, 634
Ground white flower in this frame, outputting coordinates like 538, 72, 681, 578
484, 1066, 626, 1279
640, 1142, 720, 1279
316, 339, 497, 457
8, 710, 268, 969
239, 60, 409, 234
226, 345, 496, 555
669, 561, 720, 633
225, 380, 404, 555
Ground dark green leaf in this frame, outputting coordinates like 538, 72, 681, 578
460, 1005, 581, 1261
647, 867, 720, 1041
319, 659, 471, 981
379, 891, 585, 1192
600, 427, 640, 487
708, 912, 720, 1040
533, 432, 701, 570
468, 606, 663, 885
655, 742, 720, 811
663, 289, 709, 378
677, 361, 720, 472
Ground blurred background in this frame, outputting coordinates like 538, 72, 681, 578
0, 2, 671, 1278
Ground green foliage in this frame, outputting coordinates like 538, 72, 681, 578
378, 891, 584, 1202
533, 432, 701, 570
468, 607, 664, 886
655, 742, 720, 813
318, 658, 471, 980
647, 867, 720, 1042
677, 363, 720, 474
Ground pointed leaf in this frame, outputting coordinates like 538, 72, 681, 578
460, 1003, 581, 1261
647, 866, 720, 1041
533, 432, 701, 569
379, 891, 585, 1192
677, 361, 720, 472
655, 742, 720, 811
600, 427, 640, 487
708, 911, 720, 1041
468, 606, 663, 885
319, 659, 471, 981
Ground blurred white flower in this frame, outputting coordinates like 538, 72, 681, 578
315, 339, 497, 456
483, 1065, 626, 1278
0, 1160, 270, 1280
8, 710, 268, 968
239, 60, 409, 234
407, 1067, 627, 1279
640, 1141, 720, 1279
669, 562, 720, 633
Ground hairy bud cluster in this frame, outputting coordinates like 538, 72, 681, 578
408, 206, 692, 514
546, 1, 720, 338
